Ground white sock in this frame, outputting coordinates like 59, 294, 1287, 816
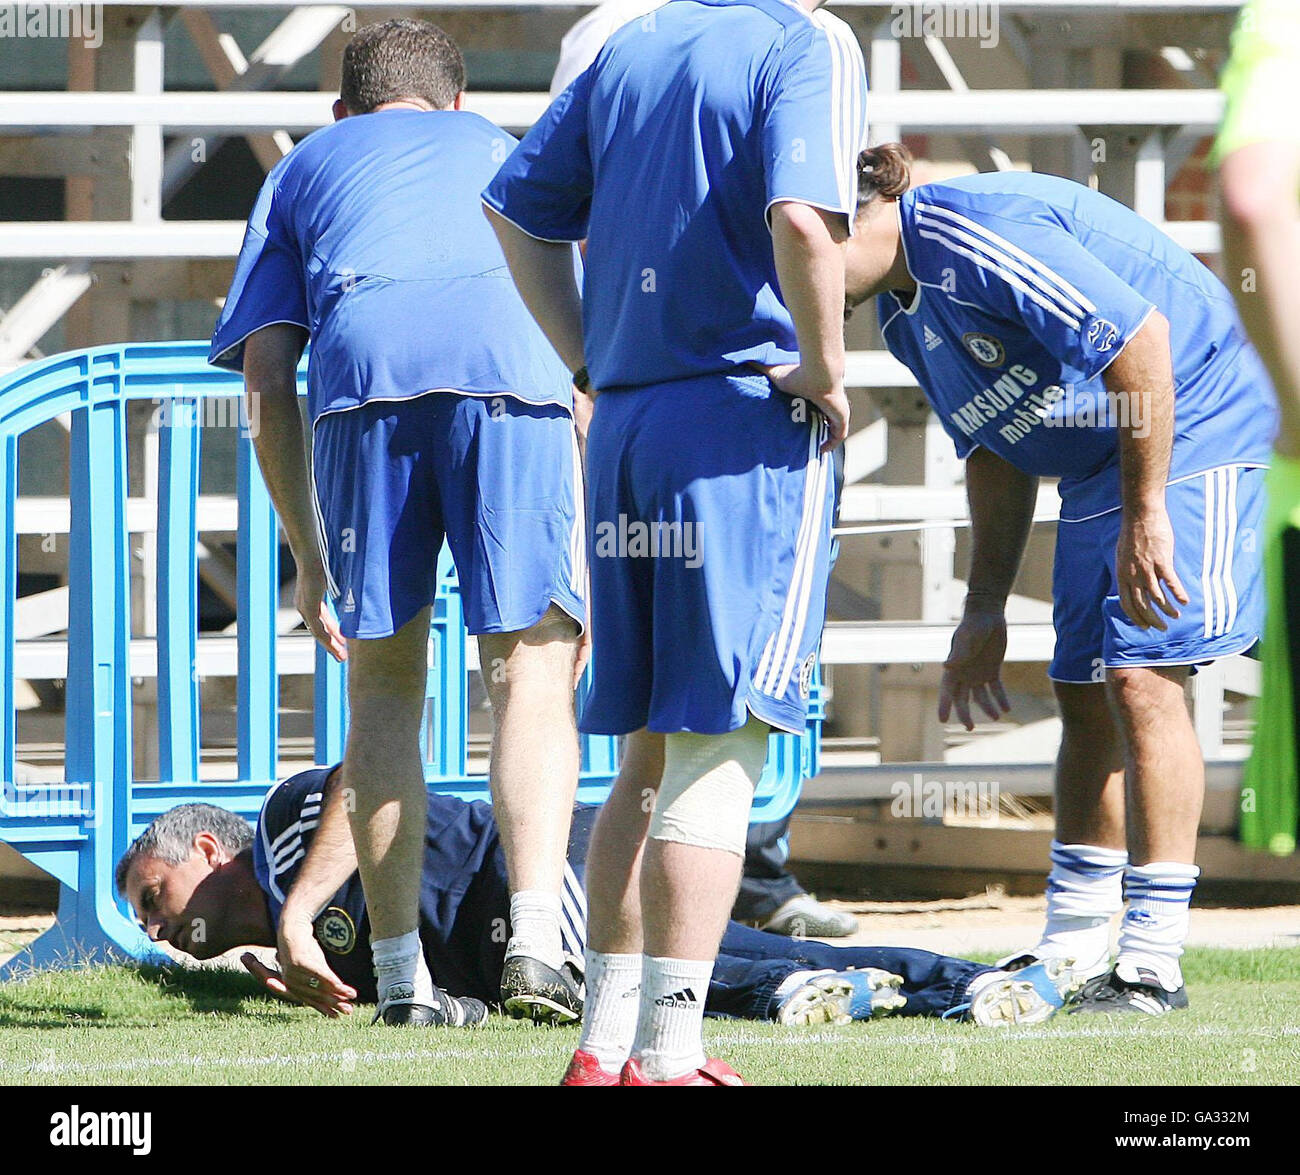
371, 930, 437, 1006
631, 956, 713, 1082
1115, 861, 1200, 991
578, 950, 641, 1071
1035, 840, 1127, 975
506, 890, 564, 970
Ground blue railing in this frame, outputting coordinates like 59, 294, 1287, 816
0, 342, 822, 976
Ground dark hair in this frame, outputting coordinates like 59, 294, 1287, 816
115, 803, 254, 895
340, 19, 466, 114
855, 143, 913, 211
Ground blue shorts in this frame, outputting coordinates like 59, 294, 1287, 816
581, 373, 835, 736
1049, 464, 1265, 683
311, 393, 585, 639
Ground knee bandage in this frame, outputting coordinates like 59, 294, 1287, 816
648, 717, 769, 856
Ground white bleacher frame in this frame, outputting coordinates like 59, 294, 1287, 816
0, 0, 1258, 785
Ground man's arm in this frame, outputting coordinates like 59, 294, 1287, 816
939, 447, 1038, 730
1104, 310, 1190, 631
1220, 139, 1300, 461
764, 201, 851, 452
242, 325, 346, 662
246, 768, 362, 1017
483, 207, 586, 376
965, 446, 1039, 608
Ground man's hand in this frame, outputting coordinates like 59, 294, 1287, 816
241, 952, 354, 1019
1116, 503, 1188, 631
241, 913, 358, 1018
1105, 311, 1183, 629
761, 363, 850, 453
767, 201, 849, 453
938, 605, 1012, 732
294, 555, 347, 662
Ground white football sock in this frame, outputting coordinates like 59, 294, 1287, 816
505, 889, 564, 970
1115, 861, 1200, 992
371, 930, 437, 1007
1035, 840, 1127, 976
578, 950, 641, 1071
631, 955, 713, 1082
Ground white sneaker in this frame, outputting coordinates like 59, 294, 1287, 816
756, 894, 858, 938
776, 968, 906, 1026
958, 959, 1085, 1027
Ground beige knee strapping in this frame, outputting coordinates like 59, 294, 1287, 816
648, 717, 769, 856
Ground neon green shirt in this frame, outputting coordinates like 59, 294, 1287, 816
1215, 0, 1300, 163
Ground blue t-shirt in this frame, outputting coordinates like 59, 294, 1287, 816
210, 109, 574, 423
483, 0, 868, 392
879, 172, 1276, 520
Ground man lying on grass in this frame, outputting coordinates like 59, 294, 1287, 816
116, 766, 1080, 1036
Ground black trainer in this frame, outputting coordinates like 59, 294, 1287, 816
1067, 968, 1188, 1017
374, 987, 489, 1028
500, 954, 585, 1025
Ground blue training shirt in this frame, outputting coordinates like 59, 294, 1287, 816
482, 0, 868, 392
878, 171, 1276, 520
210, 109, 574, 423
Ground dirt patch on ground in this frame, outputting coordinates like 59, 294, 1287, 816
813, 893, 1300, 957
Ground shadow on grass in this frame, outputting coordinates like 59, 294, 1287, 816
142, 962, 295, 1016
0, 1004, 109, 1029
0, 961, 297, 1028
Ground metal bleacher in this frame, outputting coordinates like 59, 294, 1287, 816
1, 0, 1289, 927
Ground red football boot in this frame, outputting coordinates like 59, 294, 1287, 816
560, 1049, 622, 1086
620, 1057, 746, 1086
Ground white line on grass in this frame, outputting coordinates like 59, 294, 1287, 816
5, 1022, 1298, 1079
712, 1023, 1300, 1047
1, 1042, 560, 1079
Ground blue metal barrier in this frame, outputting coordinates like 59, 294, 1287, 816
0, 342, 823, 976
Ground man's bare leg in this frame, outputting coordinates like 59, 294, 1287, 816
478, 604, 581, 1008
584, 729, 665, 954
342, 608, 434, 1016
1107, 666, 1202, 864
1104, 665, 1202, 991
628, 718, 768, 1081
576, 729, 664, 1071
1029, 681, 1129, 978
1055, 682, 1127, 850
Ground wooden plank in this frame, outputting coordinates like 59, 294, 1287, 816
788, 816, 1300, 884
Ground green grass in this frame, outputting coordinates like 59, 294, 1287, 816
0, 948, 1297, 1086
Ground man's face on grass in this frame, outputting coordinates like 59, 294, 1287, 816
122, 834, 238, 960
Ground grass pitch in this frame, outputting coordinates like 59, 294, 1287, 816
0, 947, 1297, 1086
